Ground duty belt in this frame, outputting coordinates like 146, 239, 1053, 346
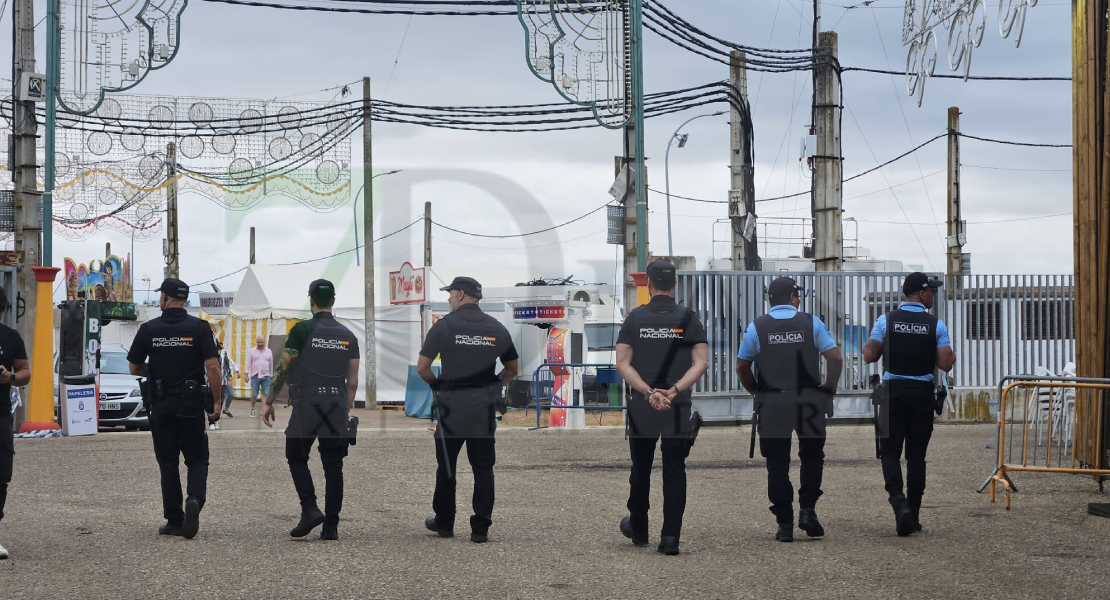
305, 385, 345, 397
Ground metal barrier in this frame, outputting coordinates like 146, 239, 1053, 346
980, 375, 1110, 509
527, 362, 625, 429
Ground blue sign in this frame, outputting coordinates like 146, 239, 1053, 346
68, 387, 95, 399
513, 306, 538, 320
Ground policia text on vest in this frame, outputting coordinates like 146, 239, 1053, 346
615, 261, 710, 556
262, 279, 361, 542
863, 272, 956, 537
736, 277, 843, 543
417, 276, 520, 545
127, 278, 224, 541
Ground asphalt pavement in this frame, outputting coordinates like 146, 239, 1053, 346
2, 414, 1109, 599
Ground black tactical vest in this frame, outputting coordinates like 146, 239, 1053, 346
630, 304, 697, 390
883, 309, 938, 377
753, 312, 821, 393
293, 315, 357, 389
439, 308, 504, 387
145, 311, 209, 385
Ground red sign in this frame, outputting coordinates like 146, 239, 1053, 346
538, 306, 566, 320
389, 262, 426, 305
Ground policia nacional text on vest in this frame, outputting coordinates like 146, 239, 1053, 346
127, 278, 222, 541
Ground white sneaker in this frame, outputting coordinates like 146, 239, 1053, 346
0, 541, 9, 559
250, 410, 257, 417
213, 422, 220, 430
208, 423, 217, 431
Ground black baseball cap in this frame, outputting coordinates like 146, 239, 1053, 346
646, 260, 677, 288
903, 272, 943, 295
440, 276, 483, 299
157, 277, 189, 300
768, 276, 803, 300
308, 279, 336, 304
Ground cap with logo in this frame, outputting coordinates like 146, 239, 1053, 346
440, 276, 483, 299
646, 260, 677, 288
902, 272, 943, 295
767, 276, 803, 300
157, 277, 190, 300
308, 279, 336, 299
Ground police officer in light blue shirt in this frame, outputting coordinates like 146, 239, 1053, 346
736, 277, 842, 542
863, 272, 956, 536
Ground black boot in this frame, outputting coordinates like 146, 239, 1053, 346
909, 504, 923, 533
893, 502, 914, 537
798, 509, 825, 538
775, 523, 794, 542
158, 522, 183, 536
321, 522, 338, 541
619, 517, 648, 547
424, 516, 454, 538
291, 508, 325, 538
657, 536, 680, 556
182, 498, 201, 540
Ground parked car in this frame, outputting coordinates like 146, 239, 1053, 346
54, 347, 148, 430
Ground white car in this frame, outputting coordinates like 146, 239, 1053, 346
95, 348, 148, 430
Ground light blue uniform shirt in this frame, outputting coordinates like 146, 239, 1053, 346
737, 305, 838, 361
870, 302, 951, 382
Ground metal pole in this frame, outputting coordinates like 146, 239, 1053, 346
249, 226, 256, 265
165, 143, 179, 279
813, 32, 842, 272
12, 0, 40, 429
44, 0, 58, 267
730, 50, 750, 270
947, 106, 964, 283
362, 77, 377, 408
424, 201, 432, 267
631, 0, 648, 272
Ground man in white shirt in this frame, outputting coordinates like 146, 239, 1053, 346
245, 335, 273, 417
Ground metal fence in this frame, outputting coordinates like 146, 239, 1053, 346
675, 272, 1075, 395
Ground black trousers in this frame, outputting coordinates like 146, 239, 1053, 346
286, 435, 349, 523
0, 420, 12, 523
627, 435, 689, 537
758, 398, 827, 524
149, 407, 209, 526
878, 383, 935, 509
433, 437, 496, 533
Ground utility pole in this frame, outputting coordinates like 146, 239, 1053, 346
729, 50, 751, 270
813, 31, 843, 272
946, 107, 965, 284
249, 227, 256, 265
12, 0, 41, 428
618, 124, 641, 312
362, 77, 377, 408
423, 201, 432, 267
164, 142, 179, 279
105, 243, 110, 257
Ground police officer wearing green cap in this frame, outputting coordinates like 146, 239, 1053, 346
736, 276, 842, 542
263, 279, 360, 541
863, 272, 955, 536
128, 277, 223, 539
615, 260, 709, 556
417, 276, 519, 544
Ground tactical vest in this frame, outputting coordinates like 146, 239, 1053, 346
630, 304, 697, 389
753, 312, 821, 393
439, 309, 504, 386
293, 316, 357, 390
146, 313, 209, 386
883, 309, 938, 377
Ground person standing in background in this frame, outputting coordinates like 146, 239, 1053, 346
245, 335, 273, 417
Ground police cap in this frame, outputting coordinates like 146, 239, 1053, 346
439, 276, 483, 299
646, 260, 677, 289
308, 279, 336, 303
767, 277, 803, 300
903, 272, 943, 295
157, 277, 190, 300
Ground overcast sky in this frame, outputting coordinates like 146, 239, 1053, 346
5, 0, 1075, 302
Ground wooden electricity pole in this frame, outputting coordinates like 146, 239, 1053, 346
729, 51, 751, 270
423, 202, 432, 267
813, 32, 842, 272
362, 77, 377, 408
164, 143, 179, 279
947, 107, 965, 283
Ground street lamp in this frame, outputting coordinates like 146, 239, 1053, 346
352, 170, 403, 266
664, 111, 726, 257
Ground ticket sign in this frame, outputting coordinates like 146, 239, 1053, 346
513, 306, 537, 320
538, 306, 566, 320
511, 301, 576, 324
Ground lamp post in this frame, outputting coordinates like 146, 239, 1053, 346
352, 170, 402, 266
664, 112, 726, 256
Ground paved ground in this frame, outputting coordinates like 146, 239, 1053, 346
2, 413, 1109, 599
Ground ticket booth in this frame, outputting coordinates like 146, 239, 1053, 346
510, 300, 590, 428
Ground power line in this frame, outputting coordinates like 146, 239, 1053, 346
841, 67, 1070, 82
855, 212, 1072, 226
963, 164, 1071, 173
957, 132, 1072, 148
431, 201, 610, 239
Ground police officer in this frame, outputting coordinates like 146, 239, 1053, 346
615, 260, 708, 556
127, 278, 222, 540
863, 272, 955, 536
0, 286, 30, 560
736, 277, 841, 542
416, 276, 519, 544
262, 279, 359, 541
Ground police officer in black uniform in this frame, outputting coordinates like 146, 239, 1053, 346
262, 279, 360, 541
863, 272, 955, 536
0, 286, 30, 560
416, 276, 519, 544
128, 278, 222, 540
615, 260, 708, 556
736, 277, 842, 542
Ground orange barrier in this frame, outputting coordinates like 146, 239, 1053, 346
985, 378, 1110, 509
